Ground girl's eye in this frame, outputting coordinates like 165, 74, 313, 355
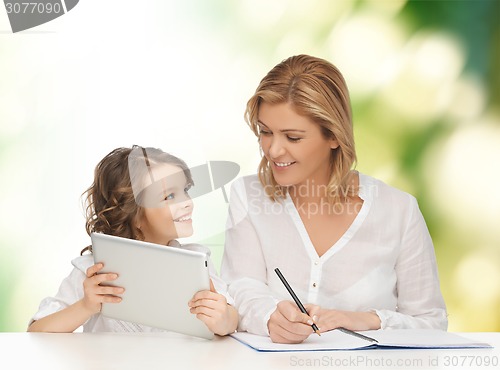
165, 193, 175, 201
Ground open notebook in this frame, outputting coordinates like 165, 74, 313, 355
231, 329, 492, 352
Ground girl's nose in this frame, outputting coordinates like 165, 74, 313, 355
182, 196, 194, 209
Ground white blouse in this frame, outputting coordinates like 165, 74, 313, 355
30, 241, 229, 332
221, 173, 448, 336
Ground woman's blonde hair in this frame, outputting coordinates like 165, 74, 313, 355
245, 54, 357, 204
80, 146, 192, 254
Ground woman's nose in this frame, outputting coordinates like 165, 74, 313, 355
268, 137, 286, 159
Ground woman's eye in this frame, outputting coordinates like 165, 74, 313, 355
287, 136, 302, 142
259, 128, 271, 135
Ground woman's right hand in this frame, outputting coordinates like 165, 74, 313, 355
267, 300, 320, 344
82, 263, 124, 315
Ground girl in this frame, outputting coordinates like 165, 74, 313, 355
221, 55, 447, 343
28, 146, 238, 335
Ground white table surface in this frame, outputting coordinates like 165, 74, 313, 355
1, 331, 498, 370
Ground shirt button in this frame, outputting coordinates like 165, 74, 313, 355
312, 282, 317, 288
314, 261, 319, 265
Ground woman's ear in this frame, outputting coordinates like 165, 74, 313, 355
330, 137, 340, 150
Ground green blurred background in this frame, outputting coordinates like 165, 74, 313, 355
0, 0, 499, 332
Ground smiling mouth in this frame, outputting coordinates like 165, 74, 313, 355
174, 215, 192, 222
274, 161, 296, 168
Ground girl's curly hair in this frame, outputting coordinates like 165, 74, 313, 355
80, 146, 192, 254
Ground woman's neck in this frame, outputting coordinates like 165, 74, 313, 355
288, 180, 328, 204
288, 171, 359, 205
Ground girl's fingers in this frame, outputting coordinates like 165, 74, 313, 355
190, 305, 213, 316
93, 273, 119, 284
101, 295, 122, 303
209, 279, 216, 293
86, 264, 120, 286
86, 263, 103, 277
96, 285, 124, 296
190, 291, 225, 305
189, 298, 222, 311
192, 290, 217, 300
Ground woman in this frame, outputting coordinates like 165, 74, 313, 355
221, 55, 447, 344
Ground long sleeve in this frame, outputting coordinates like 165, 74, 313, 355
29, 256, 90, 326
221, 179, 278, 335
375, 196, 448, 330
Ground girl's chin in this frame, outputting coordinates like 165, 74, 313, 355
174, 226, 194, 239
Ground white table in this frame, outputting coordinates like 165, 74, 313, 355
1, 332, 498, 370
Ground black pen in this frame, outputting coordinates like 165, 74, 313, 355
336, 327, 378, 343
274, 268, 321, 336
274, 268, 378, 343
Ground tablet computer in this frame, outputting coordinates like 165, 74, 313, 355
91, 232, 214, 339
